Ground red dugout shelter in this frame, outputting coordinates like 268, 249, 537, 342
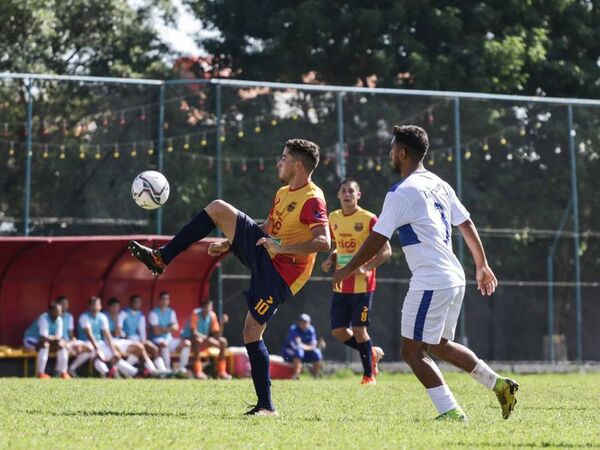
0, 236, 225, 347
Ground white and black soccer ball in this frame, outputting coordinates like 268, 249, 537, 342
131, 170, 170, 210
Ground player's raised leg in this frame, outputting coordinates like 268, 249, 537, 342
129, 200, 239, 275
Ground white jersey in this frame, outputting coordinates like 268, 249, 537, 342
373, 169, 470, 291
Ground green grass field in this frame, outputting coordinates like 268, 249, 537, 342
1, 372, 599, 449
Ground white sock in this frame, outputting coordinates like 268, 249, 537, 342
117, 359, 138, 378
178, 347, 191, 373
144, 358, 158, 374
154, 357, 168, 372
94, 359, 109, 375
427, 384, 459, 415
69, 352, 92, 373
127, 354, 139, 366
470, 359, 499, 390
161, 347, 171, 370
36, 347, 49, 375
56, 348, 69, 373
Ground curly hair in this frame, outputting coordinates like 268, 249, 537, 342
392, 125, 429, 161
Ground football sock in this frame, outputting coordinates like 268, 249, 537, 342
161, 347, 171, 371
36, 347, 49, 375
69, 352, 92, 373
178, 346, 191, 373
470, 359, 499, 390
94, 359, 109, 375
343, 336, 359, 350
427, 384, 459, 415
154, 357, 168, 372
126, 354, 139, 366
56, 347, 69, 373
246, 340, 274, 411
217, 359, 227, 374
357, 340, 373, 377
143, 357, 157, 374
161, 209, 215, 264
116, 359, 139, 377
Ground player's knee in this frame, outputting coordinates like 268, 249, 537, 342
331, 328, 347, 341
219, 337, 228, 347
40, 341, 50, 349
206, 199, 231, 218
183, 339, 191, 348
401, 343, 423, 365
352, 326, 369, 341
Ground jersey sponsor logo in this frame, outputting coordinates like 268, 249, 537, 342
337, 238, 357, 252
254, 296, 274, 316
354, 223, 364, 232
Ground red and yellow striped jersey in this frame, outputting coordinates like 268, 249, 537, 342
329, 207, 378, 293
267, 181, 328, 294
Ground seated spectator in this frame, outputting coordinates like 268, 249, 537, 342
281, 314, 322, 379
148, 291, 191, 377
78, 296, 138, 378
105, 297, 160, 377
56, 295, 95, 377
23, 302, 70, 379
120, 294, 169, 374
181, 300, 231, 380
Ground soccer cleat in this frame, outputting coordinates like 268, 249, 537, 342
493, 377, 519, 419
244, 405, 279, 417
194, 370, 208, 380
435, 407, 468, 422
59, 372, 71, 380
107, 366, 119, 379
372, 346, 384, 377
217, 371, 232, 380
128, 240, 166, 276
37, 373, 51, 379
360, 375, 376, 385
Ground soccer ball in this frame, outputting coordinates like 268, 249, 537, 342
131, 170, 170, 210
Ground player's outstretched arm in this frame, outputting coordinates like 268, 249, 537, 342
256, 225, 331, 255
332, 232, 388, 288
457, 218, 498, 296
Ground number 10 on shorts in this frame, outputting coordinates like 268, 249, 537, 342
254, 296, 274, 315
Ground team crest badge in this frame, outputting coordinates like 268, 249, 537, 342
354, 223, 364, 232
287, 202, 297, 212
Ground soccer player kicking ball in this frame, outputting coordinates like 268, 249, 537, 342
129, 139, 330, 416
333, 125, 518, 421
321, 178, 391, 385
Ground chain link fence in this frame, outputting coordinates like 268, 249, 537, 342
1, 74, 599, 361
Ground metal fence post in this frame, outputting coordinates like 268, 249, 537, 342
453, 97, 466, 344
156, 83, 165, 235
567, 105, 582, 361
336, 92, 346, 180
23, 79, 33, 236
215, 82, 224, 320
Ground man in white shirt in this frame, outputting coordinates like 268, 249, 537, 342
333, 125, 518, 422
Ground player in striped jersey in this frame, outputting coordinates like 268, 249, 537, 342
322, 178, 391, 385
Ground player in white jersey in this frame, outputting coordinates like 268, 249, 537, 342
333, 125, 518, 421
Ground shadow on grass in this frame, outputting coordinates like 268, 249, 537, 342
24, 409, 189, 417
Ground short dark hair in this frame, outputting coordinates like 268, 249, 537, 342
159, 291, 169, 298
130, 294, 141, 303
88, 295, 101, 306
107, 297, 120, 307
285, 139, 320, 173
392, 125, 429, 161
56, 295, 67, 303
49, 301, 60, 312
339, 178, 360, 190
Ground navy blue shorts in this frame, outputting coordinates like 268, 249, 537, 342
231, 212, 292, 325
282, 347, 322, 363
330, 292, 374, 329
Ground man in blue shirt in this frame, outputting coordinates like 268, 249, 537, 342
281, 314, 322, 378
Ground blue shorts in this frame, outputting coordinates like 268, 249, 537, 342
282, 347, 322, 363
330, 292, 374, 329
231, 212, 292, 325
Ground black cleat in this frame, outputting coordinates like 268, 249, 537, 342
128, 240, 167, 276
244, 405, 279, 417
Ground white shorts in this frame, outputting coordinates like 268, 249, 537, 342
23, 338, 38, 350
127, 334, 143, 343
66, 339, 92, 354
151, 337, 184, 352
113, 339, 136, 354
401, 286, 465, 345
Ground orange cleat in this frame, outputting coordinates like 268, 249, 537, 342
59, 372, 71, 380
37, 373, 51, 379
361, 375, 376, 385
371, 346, 384, 377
